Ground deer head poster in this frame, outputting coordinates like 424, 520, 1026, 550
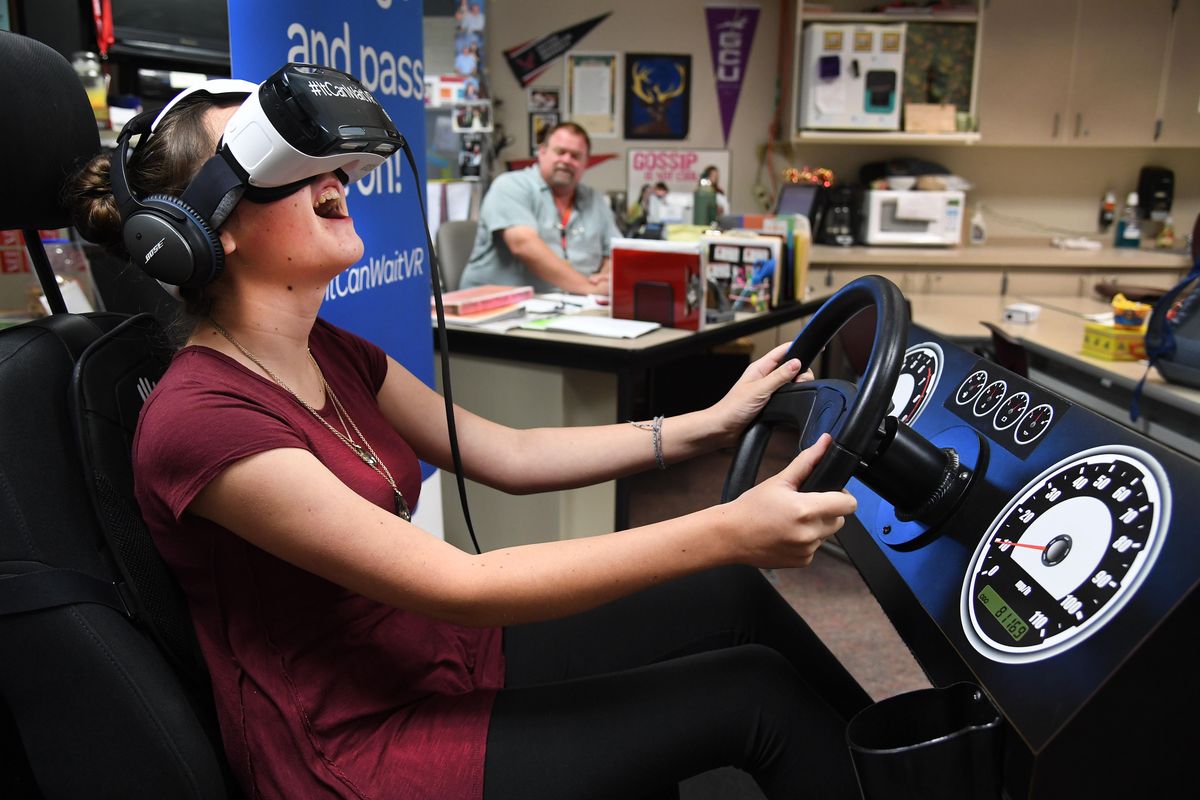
624, 54, 691, 140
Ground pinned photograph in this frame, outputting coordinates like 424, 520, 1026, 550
459, 133, 485, 179
452, 101, 494, 133
455, 0, 486, 35
529, 110, 559, 156
528, 87, 560, 111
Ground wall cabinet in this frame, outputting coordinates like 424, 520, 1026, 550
1157, 0, 1200, 146
977, 0, 1195, 147
973, 0, 1076, 145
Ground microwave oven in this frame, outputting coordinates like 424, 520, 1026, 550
863, 189, 964, 246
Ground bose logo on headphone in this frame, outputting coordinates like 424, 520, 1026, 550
144, 237, 167, 264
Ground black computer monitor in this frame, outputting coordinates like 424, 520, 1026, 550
774, 183, 820, 219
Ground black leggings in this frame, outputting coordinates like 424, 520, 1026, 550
482, 565, 873, 800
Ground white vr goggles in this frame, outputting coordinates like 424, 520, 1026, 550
109, 63, 405, 287
113, 63, 404, 230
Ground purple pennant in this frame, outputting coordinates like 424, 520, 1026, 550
705, 5, 760, 144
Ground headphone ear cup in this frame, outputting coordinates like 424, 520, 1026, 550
122, 194, 225, 288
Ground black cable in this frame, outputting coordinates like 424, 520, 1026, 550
398, 138, 483, 555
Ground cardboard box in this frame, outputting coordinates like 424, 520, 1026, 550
1082, 322, 1146, 361
904, 103, 957, 133
703, 234, 783, 313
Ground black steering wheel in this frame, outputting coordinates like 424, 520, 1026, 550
722, 275, 909, 500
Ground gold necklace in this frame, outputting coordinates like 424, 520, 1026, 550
207, 318, 411, 521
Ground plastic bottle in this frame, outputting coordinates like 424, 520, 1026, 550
969, 206, 987, 245
71, 51, 109, 129
40, 237, 97, 313
692, 179, 718, 226
1155, 214, 1176, 250
1114, 192, 1141, 249
1098, 191, 1116, 232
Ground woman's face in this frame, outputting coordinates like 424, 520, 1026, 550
206, 106, 365, 286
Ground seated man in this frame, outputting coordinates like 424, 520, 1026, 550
459, 122, 618, 295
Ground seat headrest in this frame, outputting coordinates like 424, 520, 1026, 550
0, 31, 102, 230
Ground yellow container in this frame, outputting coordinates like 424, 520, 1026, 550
1082, 321, 1146, 361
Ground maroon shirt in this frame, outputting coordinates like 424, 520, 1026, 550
134, 319, 504, 799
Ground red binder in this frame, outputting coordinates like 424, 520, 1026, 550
610, 239, 705, 331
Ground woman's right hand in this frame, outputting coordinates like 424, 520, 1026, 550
720, 433, 857, 568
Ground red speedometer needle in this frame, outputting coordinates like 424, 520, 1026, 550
996, 539, 1046, 551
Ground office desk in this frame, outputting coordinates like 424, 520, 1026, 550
433, 300, 826, 549
909, 293, 1200, 458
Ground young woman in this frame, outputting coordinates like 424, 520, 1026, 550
700, 164, 731, 217
68, 86, 871, 800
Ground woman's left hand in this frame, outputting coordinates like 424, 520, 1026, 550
708, 342, 813, 446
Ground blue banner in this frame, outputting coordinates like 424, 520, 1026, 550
228, 1, 433, 480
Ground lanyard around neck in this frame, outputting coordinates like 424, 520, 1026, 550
557, 201, 572, 257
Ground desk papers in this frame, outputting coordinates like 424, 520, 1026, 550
521, 315, 660, 338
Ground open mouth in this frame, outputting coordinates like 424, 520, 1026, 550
313, 187, 349, 219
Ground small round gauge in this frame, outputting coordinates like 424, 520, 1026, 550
1015, 403, 1055, 446
973, 379, 1007, 418
993, 391, 1030, 431
890, 342, 944, 425
961, 446, 1170, 663
955, 369, 989, 406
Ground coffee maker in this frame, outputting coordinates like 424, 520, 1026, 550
817, 185, 858, 246
1137, 166, 1174, 221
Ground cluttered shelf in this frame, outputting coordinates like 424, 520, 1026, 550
810, 238, 1193, 270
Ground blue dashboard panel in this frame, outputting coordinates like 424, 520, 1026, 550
843, 324, 1200, 759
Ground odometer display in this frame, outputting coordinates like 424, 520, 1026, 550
978, 584, 1029, 641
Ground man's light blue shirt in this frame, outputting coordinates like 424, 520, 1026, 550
459, 166, 619, 293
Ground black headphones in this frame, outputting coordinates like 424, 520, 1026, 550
110, 103, 248, 289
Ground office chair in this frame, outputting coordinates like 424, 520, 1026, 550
434, 218, 478, 291
0, 31, 236, 799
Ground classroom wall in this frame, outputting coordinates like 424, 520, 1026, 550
484, 0, 787, 214
483, 0, 1198, 242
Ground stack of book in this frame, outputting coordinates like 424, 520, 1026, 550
433, 284, 535, 324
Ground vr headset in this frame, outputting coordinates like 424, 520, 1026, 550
111, 63, 404, 288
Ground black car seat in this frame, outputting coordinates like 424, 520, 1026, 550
0, 31, 236, 799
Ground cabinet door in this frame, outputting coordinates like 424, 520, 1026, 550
1157, 0, 1200, 146
1068, 0, 1173, 145
976, 0, 1077, 145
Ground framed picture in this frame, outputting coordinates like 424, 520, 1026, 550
624, 53, 691, 140
565, 52, 619, 137
527, 86, 560, 111
529, 110, 559, 156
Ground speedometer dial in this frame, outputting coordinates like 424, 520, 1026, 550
994, 392, 1030, 431
1015, 403, 1054, 446
890, 343, 943, 425
973, 379, 1007, 418
955, 369, 988, 406
961, 446, 1170, 663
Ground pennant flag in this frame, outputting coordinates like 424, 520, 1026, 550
503, 13, 611, 87
705, 4, 760, 144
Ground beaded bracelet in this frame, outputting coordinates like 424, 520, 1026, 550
630, 415, 666, 470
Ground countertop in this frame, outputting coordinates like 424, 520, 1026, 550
811, 237, 1192, 270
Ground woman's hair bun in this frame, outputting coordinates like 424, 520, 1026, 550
65, 151, 125, 251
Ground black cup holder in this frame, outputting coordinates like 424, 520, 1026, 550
846, 682, 1004, 800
